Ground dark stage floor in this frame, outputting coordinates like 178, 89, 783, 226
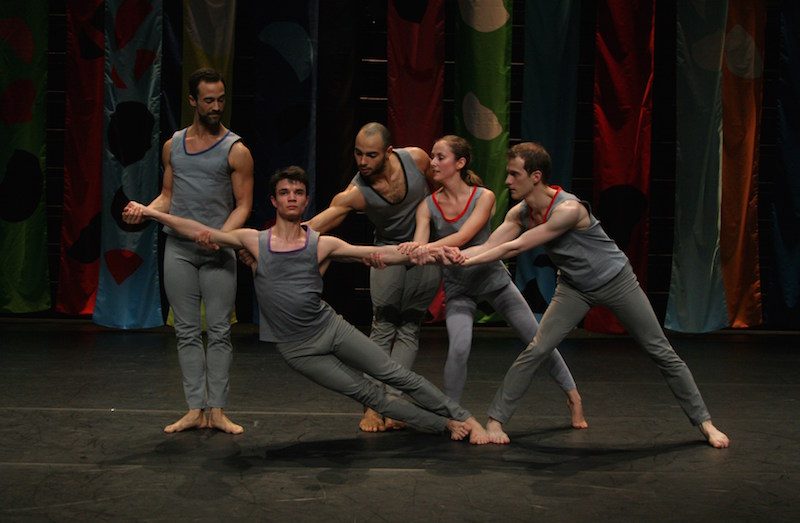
0, 319, 798, 522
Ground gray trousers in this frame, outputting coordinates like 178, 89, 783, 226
368, 264, 441, 392
277, 314, 472, 432
488, 263, 711, 426
164, 236, 236, 410
444, 282, 577, 402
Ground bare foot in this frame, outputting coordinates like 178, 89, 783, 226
465, 417, 490, 445
566, 390, 588, 429
445, 419, 472, 441
164, 409, 207, 433
207, 407, 244, 434
485, 417, 511, 444
359, 408, 385, 432
698, 420, 730, 448
384, 418, 407, 430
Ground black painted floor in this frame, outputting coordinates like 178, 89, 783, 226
1, 320, 798, 522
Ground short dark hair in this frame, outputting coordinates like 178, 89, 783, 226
358, 122, 391, 149
188, 68, 226, 99
269, 165, 309, 197
507, 142, 552, 183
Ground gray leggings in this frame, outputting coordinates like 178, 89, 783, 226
164, 236, 236, 410
368, 264, 441, 390
444, 282, 577, 402
277, 314, 472, 432
488, 263, 711, 426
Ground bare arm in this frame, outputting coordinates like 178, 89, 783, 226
124, 140, 174, 225
412, 200, 431, 244
462, 201, 583, 267
318, 235, 411, 266
459, 203, 526, 258
427, 190, 495, 249
220, 141, 254, 232
123, 202, 259, 257
305, 184, 366, 233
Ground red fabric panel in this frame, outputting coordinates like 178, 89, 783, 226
387, 0, 445, 322
721, 0, 765, 328
584, 0, 654, 333
56, 0, 105, 314
387, 0, 444, 152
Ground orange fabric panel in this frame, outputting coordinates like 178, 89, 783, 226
721, 0, 765, 328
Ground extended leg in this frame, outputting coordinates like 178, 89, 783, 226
487, 283, 586, 428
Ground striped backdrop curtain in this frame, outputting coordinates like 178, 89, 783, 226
584, 0, 654, 334
56, 0, 105, 315
720, 0, 764, 328
0, 1, 49, 313
515, 0, 582, 312
666, 1, 729, 333
93, 0, 163, 328
387, 0, 444, 153
454, 0, 512, 232
770, 3, 800, 327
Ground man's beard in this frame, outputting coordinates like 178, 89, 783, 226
361, 156, 387, 178
198, 112, 222, 130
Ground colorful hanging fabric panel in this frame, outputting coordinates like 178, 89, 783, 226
584, 0, 654, 334
180, 0, 237, 128
248, 1, 318, 230
56, 0, 105, 315
665, 1, 729, 333
387, 0, 444, 153
93, 0, 163, 328
769, 4, 800, 327
454, 0, 512, 232
387, 0, 445, 322
720, 0, 764, 328
0, 2, 50, 313
516, 0, 581, 313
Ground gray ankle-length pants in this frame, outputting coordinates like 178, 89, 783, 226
277, 314, 471, 433
488, 263, 711, 426
164, 236, 236, 410
368, 264, 441, 393
444, 282, 577, 402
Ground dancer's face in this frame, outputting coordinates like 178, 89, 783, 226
271, 179, 309, 219
505, 156, 538, 200
430, 140, 466, 184
190, 80, 225, 128
354, 132, 390, 178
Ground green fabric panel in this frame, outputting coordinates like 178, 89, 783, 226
453, 0, 512, 230
0, 2, 50, 312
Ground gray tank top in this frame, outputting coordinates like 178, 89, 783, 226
254, 227, 335, 342
518, 188, 627, 291
164, 128, 241, 237
351, 148, 429, 245
427, 186, 509, 298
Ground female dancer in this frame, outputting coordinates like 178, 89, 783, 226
399, 135, 587, 428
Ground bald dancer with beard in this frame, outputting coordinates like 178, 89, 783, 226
306, 123, 442, 432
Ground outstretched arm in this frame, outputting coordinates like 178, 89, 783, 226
318, 235, 413, 266
305, 184, 365, 233
122, 201, 259, 256
461, 202, 582, 267
458, 203, 525, 259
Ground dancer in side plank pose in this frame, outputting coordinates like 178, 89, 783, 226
124, 166, 490, 444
